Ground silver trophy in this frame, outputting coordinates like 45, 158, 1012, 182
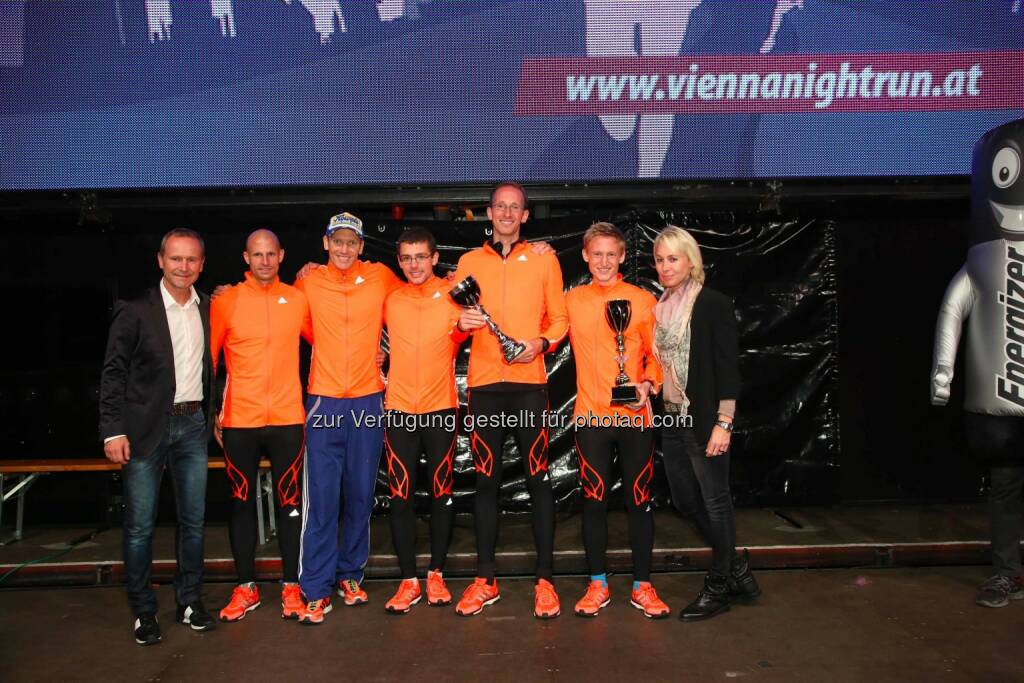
606, 299, 638, 405
450, 275, 526, 363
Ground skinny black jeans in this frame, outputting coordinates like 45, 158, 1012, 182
661, 424, 736, 576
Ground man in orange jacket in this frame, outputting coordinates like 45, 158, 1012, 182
293, 212, 403, 624
381, 228, 468, 614
210, 229, 313, 623
565, 222, 670, 619
452, 182, 569, 618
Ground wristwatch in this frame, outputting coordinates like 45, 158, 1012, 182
715, 419, 734, 432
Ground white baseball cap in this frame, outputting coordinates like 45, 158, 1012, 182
325, 212, 364, 238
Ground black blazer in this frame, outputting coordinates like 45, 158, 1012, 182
669, 287, 741, 446
99, 286, 215, 459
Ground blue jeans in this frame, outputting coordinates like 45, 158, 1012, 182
122, 411, 208, 616
661, 424, 736, 576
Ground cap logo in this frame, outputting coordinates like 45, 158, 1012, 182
325, 212, 364, 237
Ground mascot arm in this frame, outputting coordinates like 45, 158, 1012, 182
931, 265, 975, 406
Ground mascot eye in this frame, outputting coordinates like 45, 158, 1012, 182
992, 146, 1020, 189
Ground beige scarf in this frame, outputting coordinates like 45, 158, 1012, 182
653, 278, 703, 411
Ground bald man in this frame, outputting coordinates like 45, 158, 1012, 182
210, 230, 313, 623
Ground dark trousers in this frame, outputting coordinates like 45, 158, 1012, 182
990, 464, 1024, 577
385, 410, 457, 578
963, 412, 1024, 577
468, 387, 554, 581
222, 424, 304, 584
122, 410, 208, 617
575, 425, 656, 581
661, 424, 736, 576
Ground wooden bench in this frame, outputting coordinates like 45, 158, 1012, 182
0, 457, 276, 546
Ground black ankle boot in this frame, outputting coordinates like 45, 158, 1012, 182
680, 573, 731, 621
728, 550, 761, 603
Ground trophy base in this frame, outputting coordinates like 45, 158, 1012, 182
610, 384, 639, 406
501, 341, 528, 363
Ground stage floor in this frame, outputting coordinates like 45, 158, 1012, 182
0, 503, 996, 585
1, 566, 1020, 682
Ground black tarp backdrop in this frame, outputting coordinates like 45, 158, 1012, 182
0, 195, 982, 525
363, 210, 838, 514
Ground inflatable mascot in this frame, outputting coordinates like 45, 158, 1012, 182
932, 117, 1024, 607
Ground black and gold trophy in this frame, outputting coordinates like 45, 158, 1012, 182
605, 299, 638, 405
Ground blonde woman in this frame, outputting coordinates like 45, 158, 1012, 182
652, 226, 760, 621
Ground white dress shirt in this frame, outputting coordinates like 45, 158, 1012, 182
160, 279, 205, 403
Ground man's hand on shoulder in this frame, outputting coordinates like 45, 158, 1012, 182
211, 284, 232, 300
103, 436, 131, 465
296, 262, 323, 281
529, 240, 555, 256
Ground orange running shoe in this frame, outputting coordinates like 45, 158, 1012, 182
219, 583, 261, 622
534, 578, 561, 619
280, 583, 304, 620
630, 582, 670, 619
573, 580, 611, 618
385, 579, 422, 614
455, 578, 500, 616
298, 597, 332, 625
338, 579, 369, 606
426, 570, 452, 606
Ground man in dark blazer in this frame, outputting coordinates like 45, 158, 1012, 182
100, 228, 216, 645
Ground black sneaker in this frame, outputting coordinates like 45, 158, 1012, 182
176, 601, 217, 631
728, 549, 761, 603
680, 573, 731, 621
976, 575, 1024, 608
134, 614, 161, 645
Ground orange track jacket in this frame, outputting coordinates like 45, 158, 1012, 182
384, 276, 468, 414
566, 279, 663, 427
294, 260, 402, 399
210, 273, 313, 428
452, 240, 568, 387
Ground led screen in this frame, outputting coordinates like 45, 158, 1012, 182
1, 0, 1023, 189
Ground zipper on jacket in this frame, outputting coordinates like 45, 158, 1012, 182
500, 253, 507, 383
415, 288, 422, 412
265, 286, 272, 424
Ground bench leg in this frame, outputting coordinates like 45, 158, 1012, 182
256, 480, 266, 547
0, 473, 5, 543
254, 470, 276, 546
1, 473, 43, 546
15, 482, 26, 542
263, 470, 277, 539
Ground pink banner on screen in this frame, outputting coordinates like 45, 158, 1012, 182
514, 52, 1024, 115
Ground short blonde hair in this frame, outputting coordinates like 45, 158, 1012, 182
582, 221, 626, 251
653, 225, 705, 284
